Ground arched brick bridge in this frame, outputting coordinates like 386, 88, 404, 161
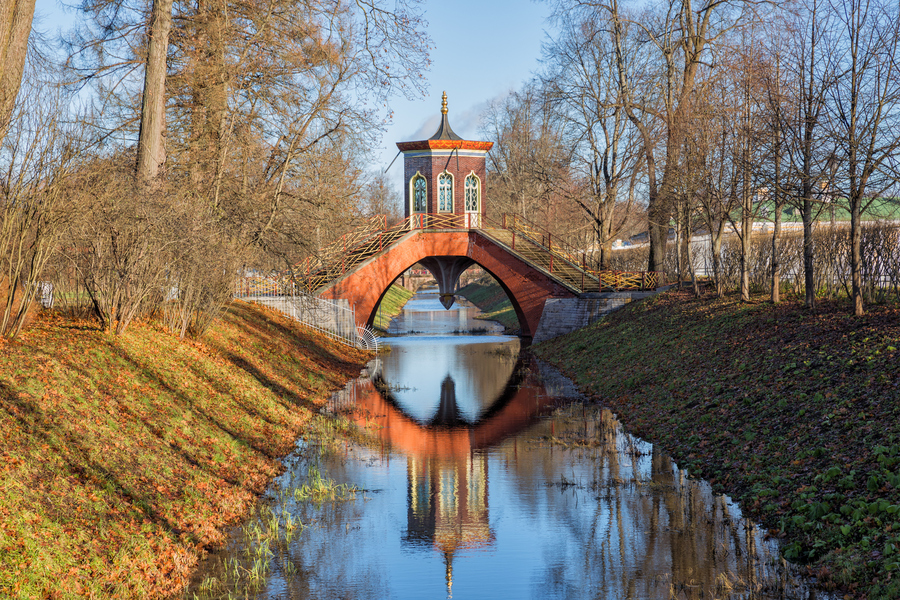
318, 227, 579, 339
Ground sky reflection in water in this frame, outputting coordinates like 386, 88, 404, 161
190, 290, 816, 600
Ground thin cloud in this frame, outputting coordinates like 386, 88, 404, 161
403, 92, 513, 142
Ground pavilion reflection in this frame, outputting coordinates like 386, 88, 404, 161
404, 452, 492, 598
329, 352, 566, 598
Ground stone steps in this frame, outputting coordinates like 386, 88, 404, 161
480, 229, 595, 292
532, 293, 636, 344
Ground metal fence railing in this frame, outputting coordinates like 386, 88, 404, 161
234, 275, 377, 352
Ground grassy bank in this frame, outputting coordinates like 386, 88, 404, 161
373, 284, 414, 332
535, 290, 900, 598
457, 279, 519, 332
0, 302, 368, 599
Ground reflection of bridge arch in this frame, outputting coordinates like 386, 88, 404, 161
318, 230, 577, 339
338, 354, 565, 458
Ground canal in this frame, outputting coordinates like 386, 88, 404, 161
188, 289, 818, 599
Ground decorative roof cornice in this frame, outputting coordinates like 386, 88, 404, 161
396, 139, 493, 152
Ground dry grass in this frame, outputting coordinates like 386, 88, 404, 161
0, 300, 367, 599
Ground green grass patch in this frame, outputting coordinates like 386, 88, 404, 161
534, 290, 900, 598
373, 284, 414, 332
457, 278, 519, 332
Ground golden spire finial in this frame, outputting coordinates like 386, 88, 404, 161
441, 91, 448, 115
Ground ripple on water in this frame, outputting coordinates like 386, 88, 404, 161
187, 290, 824, 600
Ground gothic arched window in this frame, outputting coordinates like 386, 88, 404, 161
465, 173, 480, 212
412, 173, 427, 213
438, 172, 453, 212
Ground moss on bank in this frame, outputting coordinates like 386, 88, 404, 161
535, 290, 900, 598
0, 302, 367, 599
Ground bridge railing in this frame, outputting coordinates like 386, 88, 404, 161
589, 270, 667, 291
295, 215, 387, 282
500, 213, 591, 270
406, 212, 481, 230
489, 214, 666, 291
286, 210, 666, 298
480, 213, 596, 283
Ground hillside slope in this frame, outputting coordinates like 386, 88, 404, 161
0, 302, 367, 598
536, 290, 900, 598
456, 278, 518, 332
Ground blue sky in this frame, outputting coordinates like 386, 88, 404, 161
376, 0, 553, 188
32, 0, 552, 191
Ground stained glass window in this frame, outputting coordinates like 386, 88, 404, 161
465, 174, 480, 212
412, 174, 426, 213
438, 172, 453, 212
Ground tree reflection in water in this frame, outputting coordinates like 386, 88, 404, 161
188, 292, 821, 600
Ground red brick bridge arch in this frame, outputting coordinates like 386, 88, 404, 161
332, 353, 559, 457
319, 230, 577, 339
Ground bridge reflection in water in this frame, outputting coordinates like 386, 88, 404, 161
190, 291, 818, 600
330, 345, 567, 596
318, 329, 815, 600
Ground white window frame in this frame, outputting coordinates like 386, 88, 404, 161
464, 172, 481, 213
438, 171, 454, 213
410, 172, 427, 214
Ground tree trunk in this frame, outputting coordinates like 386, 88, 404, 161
771, 202, 782, 303
850, 199, 863, 316
135, 0, 174, 183
190, 0, 228, 191
0, 0, 36, 141
677, 203, 691, 284
740, 197, 751, 302
802, 193, 816, 308
647, 197, 669, 274
712, 227, 724, 298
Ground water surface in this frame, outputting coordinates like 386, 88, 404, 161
188, 289, 818, 600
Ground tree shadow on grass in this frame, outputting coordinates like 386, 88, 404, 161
97, 340, 285, 462
0, 380, 200, 545
221, 302, 368, 375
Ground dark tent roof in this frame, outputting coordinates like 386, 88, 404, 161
429, 92, 462, 141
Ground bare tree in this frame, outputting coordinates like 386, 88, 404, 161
362, 171, 401, 223
482, 85, 570, 225
777, 0, 839, 308
557, 0, 757, 274
826, 0, 900, 316
758, 24, 792, 304
542, 8, 645, 270
726, 29, 773, 302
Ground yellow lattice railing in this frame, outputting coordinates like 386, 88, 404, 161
296, 215, 387, 280
503, 214, 589, 269
405, 212, 485, 230
286, 210, 664, 296
591, 270, 666, 291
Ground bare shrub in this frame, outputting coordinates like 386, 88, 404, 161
65, 165, 190, 334
606, 246, 649, 272
849, 221, 900, 304
689, 221, 900, 303
161, 221, 245, 339
0, 73, 81, 338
